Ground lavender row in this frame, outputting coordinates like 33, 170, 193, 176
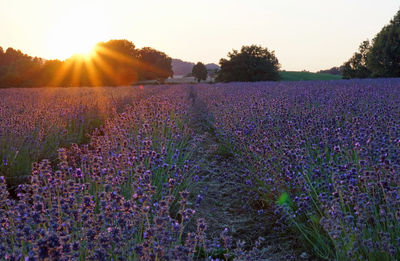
0, 85, 206, 260
197, 79, 400, 260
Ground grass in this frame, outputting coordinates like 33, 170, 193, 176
280, 71, 342, 81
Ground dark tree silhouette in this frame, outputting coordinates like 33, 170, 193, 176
137, 47, 173, 83
0, 47, 43, 87
95, 39, 139, 86
0, 39, 175, 87
216, 45, 280, 82
318, 67, 342, 76
192, 62, 207, 82
367, 10, 400, 77
342, 40, 371, 79
343, 9, 400, 79
38, 59, 63, 86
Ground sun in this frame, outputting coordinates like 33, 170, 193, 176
48, 5, 111, 60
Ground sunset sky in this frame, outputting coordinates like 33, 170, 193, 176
0, 0, 398, 71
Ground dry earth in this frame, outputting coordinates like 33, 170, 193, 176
186, 86, 312, 260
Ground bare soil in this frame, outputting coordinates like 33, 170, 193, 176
186, 86, 311, 260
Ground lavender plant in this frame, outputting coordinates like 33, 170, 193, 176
198, 79, 400, 260
0, 86, 209, 260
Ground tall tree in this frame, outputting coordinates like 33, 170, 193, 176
216, 45, 280, 82
192, 62, 207, 82
343, 9, 400, 79
0, 40, 176, 87
342, 40, 371, 79
137, 47, 173, 83
0, 47, 43, 87
95, 39, 139, 85
367, 10, 400, 77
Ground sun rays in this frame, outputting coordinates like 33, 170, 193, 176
48, 41, 173, 87
49, 43, 133, 87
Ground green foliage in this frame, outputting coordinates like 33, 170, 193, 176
367, 10, 400, 77
214, 141, 234, 159
277, 192, 289, 205
280, 71, 342, 81
192, 62, 208, 83
216, 45, 280, 82
343, 9, 400, 79
342, 40, 371, 79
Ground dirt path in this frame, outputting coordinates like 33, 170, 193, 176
187, 86, 308, 260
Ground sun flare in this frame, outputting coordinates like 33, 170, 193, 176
48, 5, 111, 60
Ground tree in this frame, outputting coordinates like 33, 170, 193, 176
342, 40, 371, 79
96, 39, 137, 59
0, 40, 175, 87
318, 66, 342, 76
38, 59, 63, 86
216, 45, 280, 82
343, 9, 400, 79
367, 10, 400, 77
0, 47, 43, 87
95, 39, 139, 85
137, 47, 173, 83
192, 62, 207, 82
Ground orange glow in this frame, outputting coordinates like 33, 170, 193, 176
48, 4, 112, 60
46, 40, 174, 87
48, 43, 136, 87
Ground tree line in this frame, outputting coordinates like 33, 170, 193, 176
213, 8, 400, 82
0, 39, 282, 87
0, 39, 173, 87
2, 8, 400, 87
342, 10, 400, 79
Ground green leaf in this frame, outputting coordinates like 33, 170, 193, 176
277, 192, 289, 205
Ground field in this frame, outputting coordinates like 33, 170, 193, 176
0, 79, 399, 260
280, 71, 342, 81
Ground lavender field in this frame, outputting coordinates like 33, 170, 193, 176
1, 79, 400, 260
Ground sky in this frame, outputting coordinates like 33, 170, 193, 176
0, 0, 398, 72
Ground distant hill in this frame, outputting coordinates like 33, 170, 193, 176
171, 59, 194, 76
280, 71, 342, 81
172, 59, 219, 76
205, 63, 220, 71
